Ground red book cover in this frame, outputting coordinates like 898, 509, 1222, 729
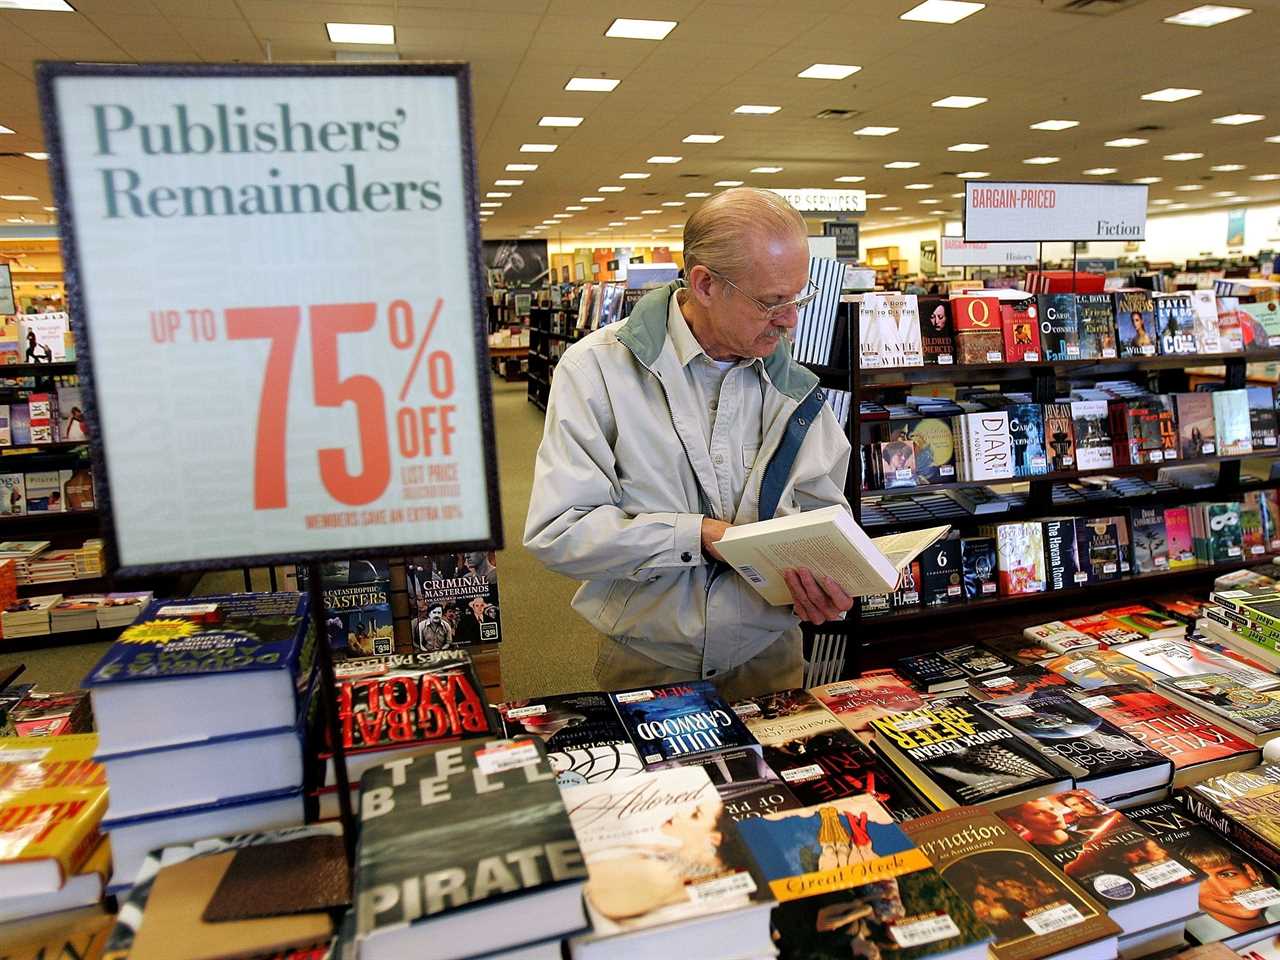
1107, 398, 1134, 467
952, 296, 1004, 364
809, 672, 926, 740
1085, 684, 1260, 777
1064, 613, 1145, 644
1000, 297, 1040, 362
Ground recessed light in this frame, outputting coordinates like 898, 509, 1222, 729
905, 183, 933, 190
554, 213, 574, 218
608, 220, 626, 226
865, 193, 887, 199
1228, 195, 1250, 202
797, 63, 862, 79
0, 125, 13, 135
751, 166, 783, 173
642, 209, 661, 214
41, 206, 55, 212
566, 205, 588, 211
1132, 176, 1163, 183
932, 95, 988, 109
951, 192, 965, 198
581, 196, 605, 202
957, 171, 989, 178
539, 115, 583, 127
834, 176, 866, 183
1250, 173, 1280, 181
1106, 137, 1149, 147
919, 199, 940, 204
900, 0, 985, 21
1167, 202, 1190, 210
565, 77, 619, 92
1083, 168, 1118, 175
605, 17, 677, 39
1213, 190, 1236, 196
494, 179, 524, 186
854, 126, 899, 136
1175, 184, 1204, 191
1164, 152, 1204, 161
662, 201, 685, 207
1024, 156, 1060, 164
669, 223, 684, 227
734, 105, 781, 114
624, 216, 642, 221
686, 191, 711, 197
521, 143, 557, 152
683, 134, 724, 143
1164, 4, 1251, 26
506, 163, 538, 171
1214, 113, 1265, 125
1267, 135, 1280, 144
0, 195, 37, 201
598, 186, 626, 192
948, 143, 988, 152
22, 152, 47, 160
479, 202, 502, 208
1211, 164, 1246, 172
326, 22, 395, 44
885, 161, 920, 169
486, 192, 511, 198
648, 155, 682, 163
715, 180, 744, 187
1152, 198, 1174, 205
542, 220, 559, 225
1142, 88, 1202, 102
882, 206, 902, 211
619, 173, 650, 180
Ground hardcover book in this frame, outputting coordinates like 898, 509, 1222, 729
1181, 763, 1280, 874
1064, 613, 1145, 645
0, 474, 25, 516
730, 687, 843, 748
1178, 393, 1219, 458
1127, 799, 1280, 948
1249, 387, 1279, 451
1110, 639, 1280, 690
859, 293, 924, 368
1104, 605, 1185, 640
1069, 401, 1114, 469
919, 297, 956, 366
904, 417, 957, 483
1218, 297, 1249, 353
1021, 621, 1096, 654
297, 559, 393, 657
497, 692, 629, 751
611, 681, 758, 766
23, 469, 62, 513
1002, 297, 1041, 362
1190, 290, 1223, 354
1206, 502, 1245, 564
1115, 289, 1158, 357
893, 560, 923, 611
1044, 403, 1078, 470
1157, 294, 1199, 355
0, 783, 106, 895
1036, 294, 1081, 361
996, 522, 1046, 595
878, 440, 918, 489
651, 747, 801, 821
1044, 651, 1161, 690
1042, 518, 1084, 591
1007, 403, 1049, 477
966, 663, 1073, 701
954, 295, 1006, 364
1243, 301, 1280, 349
1158, 674, 1280, 745
961, 537, 999, 599
1077, 292, 1119, 359
896, 652, 967, 694
1075, 519, 1121, 583
956, 411, 1014, 481
407, 551, 502, 650
904, 805, 1122, 960
941, 644, 1018, 679
809, 673, 928, 740
1215, 390, 1254, 456
919, 537, 964, 607
869, 694, 1072, 809
1167, 507, 1197, 570
357, 738, 587, 960
1132, 507, 1171, 573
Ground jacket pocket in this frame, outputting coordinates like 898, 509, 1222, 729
598, 579, 640, 635
742, 444, 761, 469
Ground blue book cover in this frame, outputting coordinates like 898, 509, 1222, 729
1007, 403, 1048, 477
84, 592, 314, 693
611, 680, 759, 765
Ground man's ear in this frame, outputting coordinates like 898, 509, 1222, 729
687, 265, 716, 307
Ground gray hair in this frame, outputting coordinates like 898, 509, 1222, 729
683, 187, 807, 282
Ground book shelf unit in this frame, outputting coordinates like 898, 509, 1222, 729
525, 304, 585, 412
818, 303, 1280, 674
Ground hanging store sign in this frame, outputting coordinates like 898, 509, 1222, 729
963, 181, 1148, 242
939, 237, 1040, 267
38, 62, 500, 574
771, 188, 866, 214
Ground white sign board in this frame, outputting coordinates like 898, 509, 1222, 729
964, 181, 1148, 242
939, 237, 1040, 267
770, 188, 866, 214
41, 64, 498, 573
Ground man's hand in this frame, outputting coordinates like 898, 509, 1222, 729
701, 518, 732, 561
784, 569, 853, 624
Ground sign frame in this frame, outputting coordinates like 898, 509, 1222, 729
37, 60, 503, 577
0, 263, 13, 315
963, 180, 1148, 243
938, 237, 1040, 267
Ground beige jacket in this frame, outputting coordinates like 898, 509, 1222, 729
523, 282, 852, 678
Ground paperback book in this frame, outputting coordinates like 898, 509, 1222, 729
858, 293, 924, 368
1157, 294, 1199, 355
1181, 763, 1280, 873
1003, 296, 1042, 362
809, 672, 927, 740
961, 537, 999, 599
954, 295, 1006, 364
1007, 403, 1049, 477
1077, 292, 1119, 359
1191, 290, 1223, 354
1157, 674, 1280, 745
730, 687, 843, 748
1115, 290, 1158, 357
1215, 390, 1254, 456
1070, 401, 1114, 470
652, 747, 801, 821
407, 551, 502, 650
297, 559, 392, 657
611, 681, 758, 766
1044, 403, 1078, 470
1178, 393, 1219, 459
919, 297, 956, 366
1037, 294, 1081, 361
996, 521, 1046, 595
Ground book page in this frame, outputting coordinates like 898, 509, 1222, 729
870, 526, 951, 571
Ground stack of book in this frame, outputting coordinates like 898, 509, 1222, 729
1, 593, 61, 637
74, 539, 104, 578
8, 689, 92, 736
94, 590, 152, 628
49, 595, 103, 632
20, 548, 79, 585
82, 593, 317, 891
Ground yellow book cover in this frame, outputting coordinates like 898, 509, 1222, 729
0, 734, 104, 800
0, 785, 108, 893
0, 906, 113, 960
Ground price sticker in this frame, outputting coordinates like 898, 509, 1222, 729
1203, 442, 1217, 454
982, 676, 1015, 688
1253, 545, 1267, 555
780, 764, 825, 783
938, 355, 954, 365
982, 583, 997, 594
732, 702, 761, 717
0, 747, 51, 763
615, 690, 655, 703
1102, 348, 1117, 359
1234, 886, 1280, 910
1267, 437, 1278, 447
1079, 695, 1113, 709
1149, 451, 1163, 463
1074, 572, 1089, 583
895, 469, 914, 482
1065, 658, 1097, 674
1066, 344, 1080, 357
1031, 456, 1047, 469
1025, 351, 1040, 361
1269, 336, 1280, 347
986, 351, 1003, 363
474, 741, 541, 775
947, 585, 962, 596
687, 871, 757, 904
1142, 345, 1156, 355
889, 914, 960, 948
1133, 858, 1194, 889
994, 703, 1034, 718
503, 704, 547, 719
1103, 563, 1118, 574
1024, 901, 1086, 935
894, 715, 933, 732
1229, 546, 1243, 557
1062, 455, 1075, 466
156, 603, 219, 617
939, 465, 956, 477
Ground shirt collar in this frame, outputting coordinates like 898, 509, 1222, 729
666, 288, 760, 370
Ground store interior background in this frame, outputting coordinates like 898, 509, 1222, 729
1, 0, 1279, 697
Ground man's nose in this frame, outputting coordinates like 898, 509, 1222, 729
774, 305, 800, 329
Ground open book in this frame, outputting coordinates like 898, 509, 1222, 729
714, 505, 950, 605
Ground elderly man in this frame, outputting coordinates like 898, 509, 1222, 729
524, 187, 853, 700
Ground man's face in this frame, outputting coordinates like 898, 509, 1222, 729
1018, 800, 1067, 835
1200, 859, 1265, 921
428, 607, 443, 623
703, 231, 810, 359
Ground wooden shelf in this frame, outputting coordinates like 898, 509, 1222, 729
0, 624, 125, 652
0, 362, 78, 378
0, 441, 89, 457
0, 509, 98, 524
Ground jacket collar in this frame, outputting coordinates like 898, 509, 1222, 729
616, 280, 819, 402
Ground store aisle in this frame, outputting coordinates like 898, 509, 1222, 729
490, 378, 599, 699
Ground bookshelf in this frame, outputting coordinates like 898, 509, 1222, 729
525, 300, 585, 412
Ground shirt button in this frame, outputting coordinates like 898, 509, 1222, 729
681, 551, 693, 562
713, 454, 724, 465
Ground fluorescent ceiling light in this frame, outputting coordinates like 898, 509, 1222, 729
1211, 164, 1246, 171
1142, 87, 1202, 102
619, 172, 650, 179
661, 201, 685, 206
566, 205, 588, 211
0, 126, 13, 135
951, 192, 965, 198
1152, 198, 1174, 204
865, 193, 887, 199
494, 179, 523, 186
1213, 113, 1265, 125
565, 77, 619, 92
683, 133, 723, 143
605, 18, 677, 39
520, 143, 557, 152
479, 202, 503, 208
905, 182, 932, 189
542, 220, 558, 224
1132, 176, 1163, 183
1030, 119, 1078, 131
932, 95, 987, 109
1175, 184, 1204, 190
647, 155, 682, 163
326, 23, 395, 44
686, 192, 711, 198
1250, 173, 1280, 180
751, 166, 783, 173
506, 163, 537, 171
0, 0, 75, 8
669, 223, 684, 227
1267, 135, 1280, 143
1168, 203, 1190, 209
884, 160, 919, 168
486, 192, 511, 198
23, 152, 47, 160
0, 195, 37, 201
797, 63, 861, 79
1106, 137, 1149, 147
919, 199, 940, 204
539, 115, 583, 127
624, 216, 642, 221
948, 142, 988, 152
834, 176, 866, 182
715, 180, 744, 186
554, 213, 573, 218
41, 206, 55, 211
734, 104, 781, 114
580, 196, 604, 202
608, 220, 626, 226
642, 209, 661, 214
900, 0, 985, 22
1164, 152, 1204, 160
1083, 168, 1118, 175
854, 126, 899, 136
882, 206, 902, 211
1164, 4, 1251, 25
956, 171, 989, 178
1228, 195, 1249, 202
1213, 190, 1236, 196
1023, 156, 1060, 164
598, 186, 625, 192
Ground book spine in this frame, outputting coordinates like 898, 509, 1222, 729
1181, 789, 1280, 873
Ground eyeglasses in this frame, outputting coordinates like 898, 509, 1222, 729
711, 272, 822, 321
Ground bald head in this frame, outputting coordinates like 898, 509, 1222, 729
683, 187, 808, 283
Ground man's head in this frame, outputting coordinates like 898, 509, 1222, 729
427, 605, 444, 622
681, 187, 810, 360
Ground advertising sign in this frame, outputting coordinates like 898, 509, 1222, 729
964, 181, 1148, 242
939, 237, 1039, 267
823, 221, 860, 259
39, 63, 499, 573
772, 188, 866, 214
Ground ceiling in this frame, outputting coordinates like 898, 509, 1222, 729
1, 0, 1279, 243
